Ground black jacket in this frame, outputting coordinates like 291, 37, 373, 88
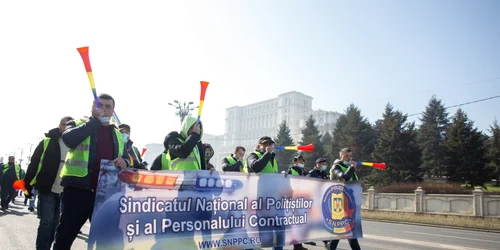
307, 168, 328, 179
287, 165, 306, 176
24, 128, 63, 193
61, 117, 130, 190
126, 140, 146, 169
331, 159, 358, 181
151, 150, 166, 171
246, 149, 276, 173
221, 155, 244, 172
151, 131, 206, 171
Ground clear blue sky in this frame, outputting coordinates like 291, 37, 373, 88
1, 0, 499, 159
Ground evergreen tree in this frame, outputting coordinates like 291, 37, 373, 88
274, 120, 295, 173
321, 131, 333, 157
299, 115, 325, 172
330, 104, 376, 178
369, 103, 422, 186
487, 119, 500, 186
418, 96, 449, 178
443, 109, 489, 187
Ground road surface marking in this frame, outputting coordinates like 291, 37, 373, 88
441, 228, 500, 236
364, 234, 483, 250
405, 231, 500, 244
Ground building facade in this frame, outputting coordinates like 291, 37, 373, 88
212, 91, 341, 170
144, 91, 341, 171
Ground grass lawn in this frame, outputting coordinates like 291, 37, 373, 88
484, 184, 500, 192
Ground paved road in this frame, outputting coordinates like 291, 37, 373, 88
1, 197, 499, 250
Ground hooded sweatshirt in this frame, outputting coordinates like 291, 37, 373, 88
159, 116, 207, 170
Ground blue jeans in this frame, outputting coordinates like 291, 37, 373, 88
29, 189, 38, 209
36, 191, 61, 250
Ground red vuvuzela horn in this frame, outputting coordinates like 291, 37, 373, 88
274, 144, 314, 153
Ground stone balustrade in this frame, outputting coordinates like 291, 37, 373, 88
361, 186, 500, 217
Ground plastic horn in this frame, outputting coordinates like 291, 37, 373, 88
13, 180, 29, 195
77, 46, 99, 108
356, 162, 386, 170
197, 81, 209, 121
141, 148, 147, 157
274, 144, 314, 153
77, 47, 122, 124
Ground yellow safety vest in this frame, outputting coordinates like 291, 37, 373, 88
252, 151, 278, 173
60, 118, 124, 178
160, 152, 171, 170
225, 156, 247, 173
30, 138, 51, 186
128, 146, 140, 167
2, 164, 21, 179
166, 137, 201, 171
329, 164, 358, 181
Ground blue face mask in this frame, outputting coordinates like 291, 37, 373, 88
343, 161, 351, 166
321, 165, 327, 171
298, 163, 305, 168
122, 133, 129, 143
100, 117, 110, 123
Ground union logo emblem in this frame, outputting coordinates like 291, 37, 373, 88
321, 183, 356, 234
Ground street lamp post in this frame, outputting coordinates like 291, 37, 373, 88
18, 147, 24, 165
27, 143, 34, 163
168, 100, 198, 125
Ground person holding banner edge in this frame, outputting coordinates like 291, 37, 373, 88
286, 155, 309, 250
222, 146, 247, 172
305, 157, 330, 248
53, 93, 130, 250
247, 136, 290, 250
328, 148, 361, 250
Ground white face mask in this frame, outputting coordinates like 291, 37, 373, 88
100, 117, 110, 123
343, 161, 351, 166
122, 133, 129, 143
298, 163, 305, 168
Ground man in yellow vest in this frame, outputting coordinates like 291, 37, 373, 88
286, 154, 309, 250
152, 116, 211, 171
247, 136, 290, 250
1, 156, 21, 210
53, 93, 130, 250
328, 148, 360, 250
287, 154, 306, 177
119, 124, 147, 169
23, 116, 73, 250
222, 146, 246, 172
246, 136, 278, 174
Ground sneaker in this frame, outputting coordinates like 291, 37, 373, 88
293, 246, 308, 250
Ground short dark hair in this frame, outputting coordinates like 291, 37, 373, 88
61, 116, 74, 122
293, 155, 304, 161
234, 146, 246, 154
340, 148, 352, 153
119, 124, 131, 132
98, 93, 115, 107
